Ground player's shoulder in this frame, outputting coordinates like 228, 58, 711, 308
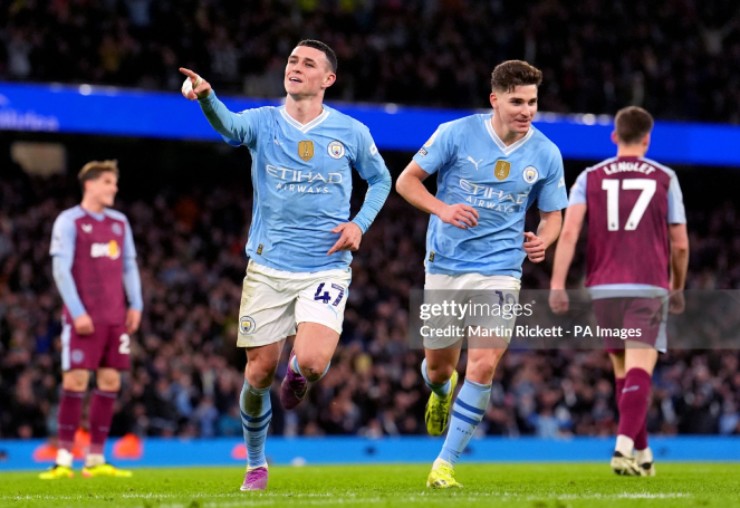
642, 156, 677, 178
56, 205, 85, 223
529, 125, 562, 156
238, 105, 279, 124
426, 114, 483, 143
584, 156, 618, 175
103, 208, 129, 223
323, 104, 370, 132
444, 113, 483, 132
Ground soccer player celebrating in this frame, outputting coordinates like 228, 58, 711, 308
549, 106, 689, 476
42, 160, 142, 479
397, 60, 567, 488
180, 40, 391, 491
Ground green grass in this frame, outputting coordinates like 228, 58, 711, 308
1, 463, 739, 507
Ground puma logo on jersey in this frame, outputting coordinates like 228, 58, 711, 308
466, 156, 484, 171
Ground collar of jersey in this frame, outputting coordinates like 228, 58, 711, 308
484, 115, 535, 155
279, 106, 330, 133
78, 205, 108, 221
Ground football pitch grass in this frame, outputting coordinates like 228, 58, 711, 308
2, 463, 739, 507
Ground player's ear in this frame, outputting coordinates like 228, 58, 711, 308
642, 132, 651, 150
323, 72, 336, 89
489, 91, 498, 109
610, 130, 619, 145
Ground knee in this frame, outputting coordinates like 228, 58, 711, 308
96, 371, 122, 392
62, 370, 89, 391
297, 359, 328, 382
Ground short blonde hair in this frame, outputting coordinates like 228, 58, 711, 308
78, 160, 119, 185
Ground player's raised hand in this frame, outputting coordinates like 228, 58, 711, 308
438, 203, 479, 229
327, 222, 363, 255
178, 67, 211, 100
74, 313, 94, 335
548, 288, 569, 314
523, 231, 546, 263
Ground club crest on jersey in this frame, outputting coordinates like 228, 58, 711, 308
111, 223, 123, 236
298, 140, 314, 161
239, 315, 256, 335
71, 349, 85, 364
494, 160, 511, 180
522, 166, 539, 184
328, 141, 345, 159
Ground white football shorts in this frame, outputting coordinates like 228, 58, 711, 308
422, 272, 521, 349
237, 260, 351, 347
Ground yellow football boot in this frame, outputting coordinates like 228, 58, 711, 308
425, 370, 458, 436
426, 458, 463, 489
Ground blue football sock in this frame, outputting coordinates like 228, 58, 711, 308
239, 380, 272, 469
438, 379, 491, 465
421, 358, 452, 397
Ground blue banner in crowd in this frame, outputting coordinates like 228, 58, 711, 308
1, 82, 739, 167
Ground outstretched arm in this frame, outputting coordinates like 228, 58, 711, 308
179, 67, 253, 144
396, 161, 478, 229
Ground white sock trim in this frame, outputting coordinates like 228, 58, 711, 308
56, 448, 74, 468
635, 447, 653, 464
615, 435, 634, 456
85, 453, 105, 467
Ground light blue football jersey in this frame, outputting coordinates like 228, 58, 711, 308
413, 114, 568, 277
199, 93, 391, 272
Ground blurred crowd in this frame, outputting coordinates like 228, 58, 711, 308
2, 0, 739, 122
1, 161, 739, 441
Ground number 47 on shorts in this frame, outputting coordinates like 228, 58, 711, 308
313, 282, 345, 306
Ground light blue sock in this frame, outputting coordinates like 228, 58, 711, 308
421, 358, 451, 397
438, 379, 491, 465
239, 380, 272, 469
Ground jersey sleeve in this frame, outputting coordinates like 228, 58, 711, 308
198, 92, 262, 146
50, 213, 86, 318
666, 171, 687, 224
350, 125, 392, 233
569, 170, 588, 206
411, 122, 454, 175
122, 217, 143, 311
534, 146, 569, 211
50, 212, 76, 257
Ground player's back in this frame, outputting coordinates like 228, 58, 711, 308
583, 156, 678, 289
